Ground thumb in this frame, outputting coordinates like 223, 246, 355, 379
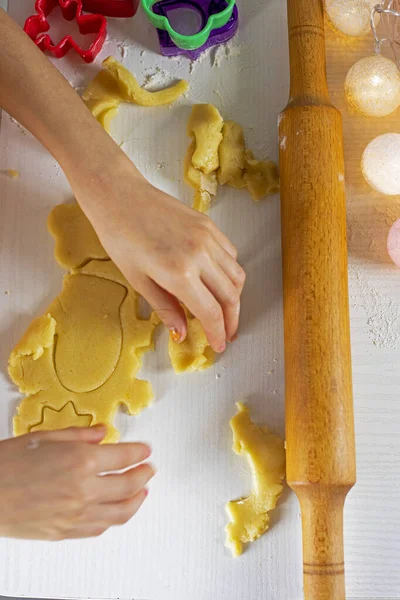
29, 424, 107, 444
136, 277, 188, 342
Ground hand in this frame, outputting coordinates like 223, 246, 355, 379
74, 156, 246, 353
0, 11, 245, 353
0, 426, 154, 540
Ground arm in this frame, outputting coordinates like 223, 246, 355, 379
0, 9, 245, 352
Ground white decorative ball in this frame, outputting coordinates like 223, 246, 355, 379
325, 0, 379, 37
387, 219, 400, 266
345, 55, 400, 117
362, 134, 400, 195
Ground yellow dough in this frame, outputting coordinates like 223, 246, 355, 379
31, 402, 93, 432
48, 203, 108, 269
83, 56, 189, 132
187, 104, 224, 175
218, 121, 246, 187
184, 105, 279, 212
184, 140, 217, 214
193, 189, 212, 214
184, 141, 218, 195
242, 150, 280, 202
9, 204, 157, 443
82, 70, 121, 132
225, 403, 286, 557
168, 311, 214, 374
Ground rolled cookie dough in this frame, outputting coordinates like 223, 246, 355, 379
9, 204, 157, 443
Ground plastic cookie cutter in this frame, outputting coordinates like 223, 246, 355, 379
141, 0, 237, 56
81, 0, 139, 17
24, 0, 107, 63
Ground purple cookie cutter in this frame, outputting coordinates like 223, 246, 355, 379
152, 0, 238, 60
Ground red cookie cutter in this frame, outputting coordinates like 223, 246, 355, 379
24, 0, 107, 63
82, 0, 139, 18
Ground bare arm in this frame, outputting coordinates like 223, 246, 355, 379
0, 9, 245, 352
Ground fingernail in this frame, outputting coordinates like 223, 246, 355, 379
229, 333, 238, 343
169, 328, 181, 343
217, 342, 226, 353
93, 424, 107, 433
143, 488, 149, 498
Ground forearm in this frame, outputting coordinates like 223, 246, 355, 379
0, 9, 139, 196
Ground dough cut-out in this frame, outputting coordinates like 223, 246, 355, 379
225, 403, 286, 557
31, 402, 93, 432
48, 202, 108, 269
169, 310, 214, 374
83, 56, 189, 132
9, 204, 158, 443
184, 105, 279, 213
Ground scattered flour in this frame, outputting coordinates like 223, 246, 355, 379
142, 67, 172, 90
117, 44, 129, 59
212, 40, 243, 67
349, 262, 400, 349
8, 116, 32, 138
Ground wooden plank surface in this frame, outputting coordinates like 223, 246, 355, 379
0, 1, 399, 598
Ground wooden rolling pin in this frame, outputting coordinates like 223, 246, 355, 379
279, 1, 356, 599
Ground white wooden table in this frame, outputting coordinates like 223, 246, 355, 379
0, 1, 399, 598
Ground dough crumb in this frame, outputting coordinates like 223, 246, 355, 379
6, 169, 20, 179
225, 403, 286, 557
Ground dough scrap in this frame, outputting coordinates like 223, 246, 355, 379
169, 310, 214, 374
184, 139, 218, 214
184, 105, 279, 213
9, 204, 157, 443
193, 189, 212, 214
225, 403, 286, 557
83, 56, 189, 132
184, 141, 218, 195
103, 56, 189, 106
187, 104, 224, 175
242, 150, 280, 201
218, 121, 246, 187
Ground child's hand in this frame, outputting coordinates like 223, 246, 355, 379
0, 9, 245, 352
0, 427, 154, 540
74, 156, 246, 353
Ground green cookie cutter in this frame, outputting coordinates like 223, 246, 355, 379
141, 0, 236, 50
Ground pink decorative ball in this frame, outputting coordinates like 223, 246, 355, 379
387, 219, 400, 266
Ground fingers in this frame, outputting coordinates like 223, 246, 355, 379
179, 280, 227, 353
94, 462, 155, 503
205, 217, 238, 259
200, 262, 241, 343
31, 425, 106, 444
135, 276, 188, 342
96, 490, 149, 526
212, 243, 246, 293
64, 489, 148, 539
95, 442, 151, 473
